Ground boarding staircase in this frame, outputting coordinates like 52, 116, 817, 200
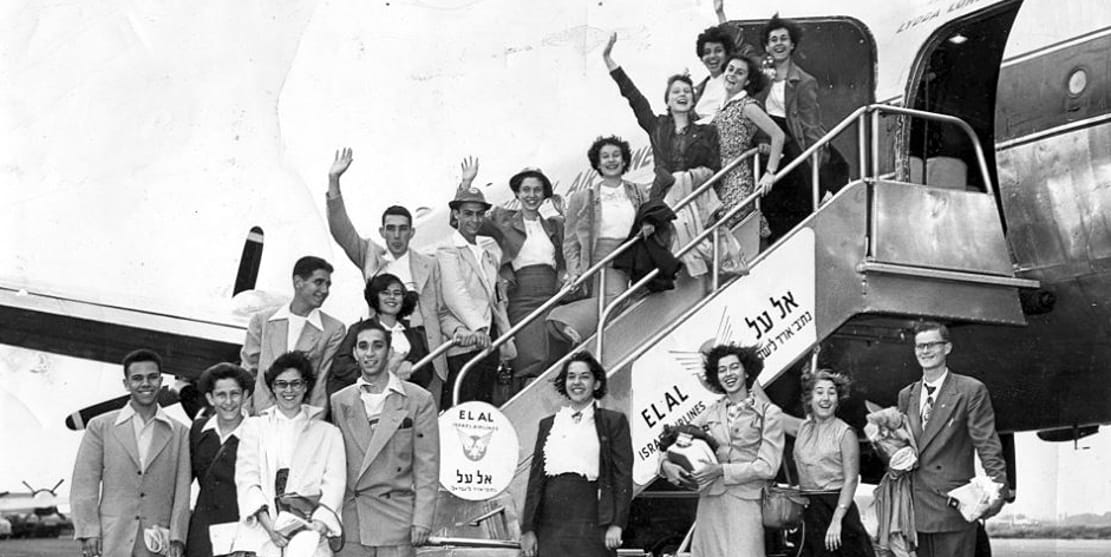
416, 105, 1039, 555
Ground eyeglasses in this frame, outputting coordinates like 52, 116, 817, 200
273, 379, 306, 390
914, 341, 949, 351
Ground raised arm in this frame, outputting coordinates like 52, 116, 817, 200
714, 0, 727, 24
325, 148, 376, 272
743, 102, 786, 196
604, 33, 659, 136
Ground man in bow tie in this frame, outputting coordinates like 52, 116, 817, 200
897, 321, 1009, 557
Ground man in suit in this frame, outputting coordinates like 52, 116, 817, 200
897, 321, 1008, 557
331, 320, 440, 557
326, 147, 450, 402
71, 349, 191, 557
241, 255, 346, 413
437, 185, 516, 408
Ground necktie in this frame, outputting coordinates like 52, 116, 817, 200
571, 411, 582, 424
922, 384, 937, 426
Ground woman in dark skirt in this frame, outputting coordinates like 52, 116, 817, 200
787, 370, 875, 557
520, 352, 634, 557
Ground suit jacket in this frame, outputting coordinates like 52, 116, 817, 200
241, 305, 346, 414
330, 381, 440, 547
480, 206, 565, 282
187, 415, 242, 557
327, 192, 449, 381
521, 407, 634, 533
232, 405, 346, 556
755, 60, 828, 164
70, 409, 191, 557
436, 235, 516, 360
563, 181, 649, 291
694, 396, 784, 499
897, 371, 1008, 533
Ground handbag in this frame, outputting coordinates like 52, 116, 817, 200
752, 404, 809, 529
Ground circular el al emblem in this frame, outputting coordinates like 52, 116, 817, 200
439, 401, 519, 501
468, 187, 480, 194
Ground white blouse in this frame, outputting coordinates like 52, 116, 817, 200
598, 185, 635, 240
766, 80, 787, 118
512, 217, 556, 271
543, 404, 600, 480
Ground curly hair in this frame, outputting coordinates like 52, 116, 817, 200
587, 135, 632, 175
509, 168, 553, 199
800, 369, 851, 415
197, 362, 254, 396
761, 13, 803, 50
722, 54, 768, 96
265, 351, 317, 398
703, 343, 763, 394
552, 351, 608, 399
364, 273, 416, 319
695, 25, 737, 59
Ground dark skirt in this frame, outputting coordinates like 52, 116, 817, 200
800, 492, 876, 557
763, 115, 813, 242
537, 474, 613, 557
508, 264, 559, 379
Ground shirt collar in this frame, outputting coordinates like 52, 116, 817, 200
723, 89, 749, 108
559, 402, 596, 420
269, 303, 324, 330
452, 230, 476, 248
383, 249, 410, 264
923, 369, 949, 391
115, 401, 173, 427
201, 413, 246, 438
259, 403, 325, 422
356, 372, 407, 397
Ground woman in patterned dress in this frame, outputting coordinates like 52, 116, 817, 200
713, 54, 785, 231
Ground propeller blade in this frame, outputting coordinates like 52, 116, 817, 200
65, 387, 182, 430
233, 226, 264, 295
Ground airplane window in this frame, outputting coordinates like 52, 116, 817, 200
1067, 68, 1088, 96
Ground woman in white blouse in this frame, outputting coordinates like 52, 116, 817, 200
547, 136, 649, 346
233, 351, 346, 557
520, 352, 633, 557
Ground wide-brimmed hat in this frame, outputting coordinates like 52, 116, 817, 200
449, 184, 492, 211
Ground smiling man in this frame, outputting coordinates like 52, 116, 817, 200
241, 256, 346, 414
330, 320, 439, 557
897, 321, 1009, 557
71, 349, 191, 557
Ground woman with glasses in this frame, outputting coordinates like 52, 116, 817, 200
660, 344, 784, 557
233, 351, 345, 557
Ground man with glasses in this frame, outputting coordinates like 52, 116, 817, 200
897, 321, 1008, 557
71, 349, 191, 557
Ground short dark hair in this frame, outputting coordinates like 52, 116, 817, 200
292, 256, 333, 280
198, 362, 255, 396
762, 13, 803, 49
381, 205, 413, 227
912, 320, 950, 342
552, 351, 608, 399
350, 318, 392, 349
663, 74, 695, 105
509, 169, 554, 199
122, 349, 162, 376
723, 54, 768, 96
364, 273, 416, 318
265, 351, 316, 395
587, 135, 632, 175
702, 343, 763, 394
800, 369, 851, 415
696, 25, 737, 59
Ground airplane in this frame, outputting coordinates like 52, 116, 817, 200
1, 0, 1109, 553
0, 481, 71, 539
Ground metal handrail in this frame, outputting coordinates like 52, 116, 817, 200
450, 103, 996, 406
407, 338, 458, 378
450, 147, 762, 406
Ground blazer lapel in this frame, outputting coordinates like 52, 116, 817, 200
113, 418, 142, 470
267, 319, 289, 359
340, 390, 373, 456
907, 381, 924, 441
143, 421, 172, 473
357, 391, 407, 480
296, 322, 322, 353
460, 244, 496, 300
411, 253, 432, 295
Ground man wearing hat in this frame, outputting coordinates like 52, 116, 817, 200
436, 182, 517, 408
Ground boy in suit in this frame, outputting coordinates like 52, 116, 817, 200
897, 321, 1008, 557
241, 255, 346, 413
71, 349, 191, 557
331, 320, 440, 557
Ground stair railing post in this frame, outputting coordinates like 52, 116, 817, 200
595, 267, 607, 358
711, 226, 721, 292
857, 112, 868, 180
